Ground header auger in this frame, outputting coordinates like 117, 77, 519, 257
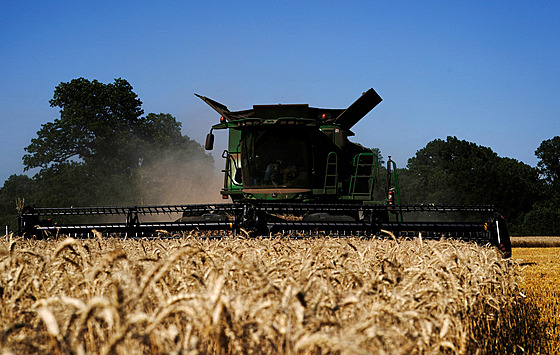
19, 88, 511, 257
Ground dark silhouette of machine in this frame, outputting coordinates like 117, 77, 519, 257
19, 88, 511, 257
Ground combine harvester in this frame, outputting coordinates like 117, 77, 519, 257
18, 88, 511, 257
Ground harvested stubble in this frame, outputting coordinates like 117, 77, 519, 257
513, 247, 560, 354
0, 235, 521, 354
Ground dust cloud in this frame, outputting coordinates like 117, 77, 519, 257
136, 150, 225, 206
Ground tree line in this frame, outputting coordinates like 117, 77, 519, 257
399, 135, 560, 235
0, 78, 215, 231
1, 78, 559, 235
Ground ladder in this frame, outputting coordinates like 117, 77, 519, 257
348, 152, 377, 200
323, 152, 338, 194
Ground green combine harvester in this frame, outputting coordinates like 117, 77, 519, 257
19, 88, 512, 257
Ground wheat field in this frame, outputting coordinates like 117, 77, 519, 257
0, 235, 535, 354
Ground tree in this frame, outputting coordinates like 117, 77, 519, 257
535, 136, 560, 185
404, 136, 541, 226
520, 201, 560, 235
522, 136, 560, 235
405, 136, 498, 204
22, 78, 215, 207
24, 78, 145, 174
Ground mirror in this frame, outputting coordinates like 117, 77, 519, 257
205, 132, 214, 150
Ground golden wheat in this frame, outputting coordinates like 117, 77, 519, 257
511, 236, 560, 248
0, 235, 522, 354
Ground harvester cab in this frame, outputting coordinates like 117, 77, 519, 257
198, 88, 398, 209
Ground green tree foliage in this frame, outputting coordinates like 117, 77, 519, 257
535, 136, 560, 185
526, 136, 560, 235
24, 78, 145, 173
404, 136, 541, 227
19, 78, 214, 207
520, 201, 560, 235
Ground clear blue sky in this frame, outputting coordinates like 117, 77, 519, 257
1, 1, 559, 184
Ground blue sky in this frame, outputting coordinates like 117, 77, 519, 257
1, 1, 559, 184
